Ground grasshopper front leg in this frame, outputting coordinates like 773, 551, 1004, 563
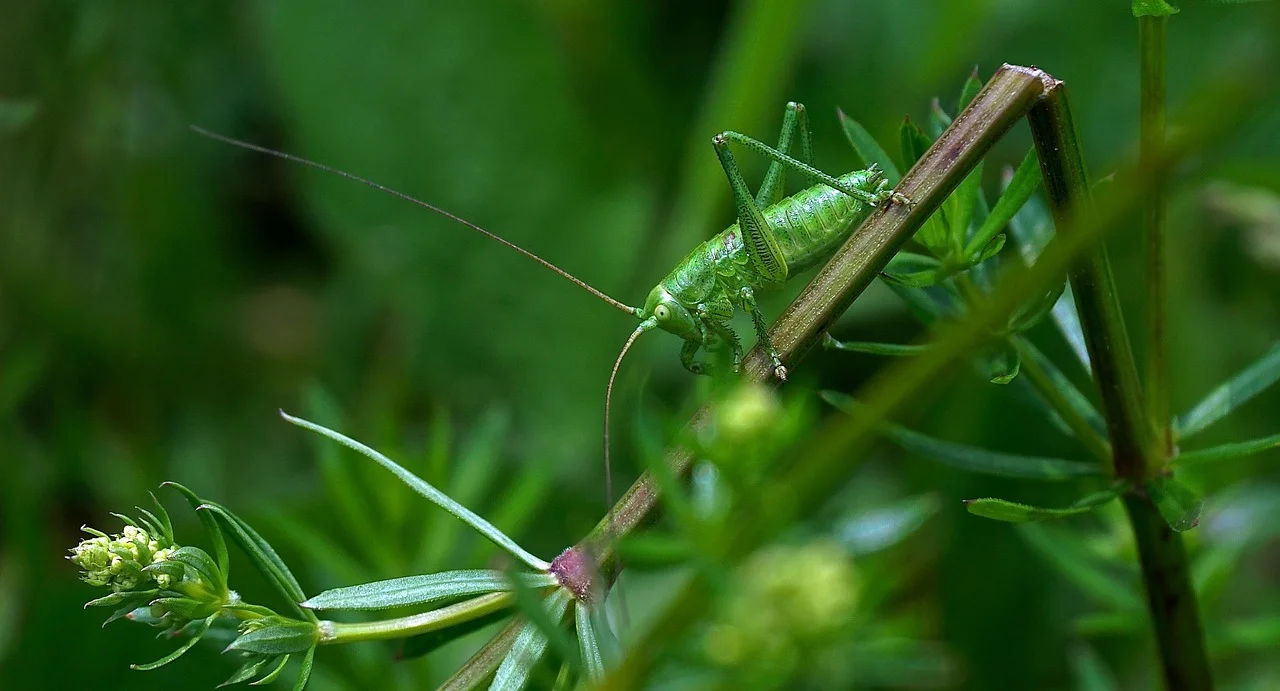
739, 286, 787, 380
679, 321, 741, 377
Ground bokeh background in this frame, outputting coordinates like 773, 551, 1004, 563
3, 0, 1279, 689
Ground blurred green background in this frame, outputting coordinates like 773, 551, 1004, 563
2, 0, 1278, 689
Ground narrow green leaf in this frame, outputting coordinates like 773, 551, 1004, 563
163, 546, 222, 589
575, 601, 605, 682
1008, 277, 1068, 333
837, 494, 940, 556
885, 251, 944, 273
142, 495, 173, 543
1176, 342, 1280, 439
898, 116, 932, 168
1012, 337, 1107, 438
1000, 190, 1092, 372
837, 108, 900, 184
250, 654, 291, 685
490, 589, 573, 691
1132, 0, 1179, 17
291, 647, 315, 691
823, 333, 928, 357
163, 482, 229, 584
510, 582, 578, 675
978, 340, 1021, 385
227, 620, 319, 656
281, 411, 549, 571
950, 161, 984, 252
927, 98, 952, 139
1174, 433, 1280, 467
131, 615, 214, 670
880, 269, 944, 288
956, 67, 984, 113
966, 148, 1042, 257
965, 232, 1005, 268
1019, 522, 1144, 611
1070, 644, 1120, 691
822, 391, 1100, 480
1051, 285, 1092, 373
965, 483, 1124, 522
1147, 476, 1203, 532
882, 251, 945, 287
86, 590, 153, 610
1073, 611, 1144, 636
302, 570, 555, 611
1215, 617, 1280, 653
220, 656, 270, 687
197, 503, 310, 618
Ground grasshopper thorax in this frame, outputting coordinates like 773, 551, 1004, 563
641, 285, 700, 341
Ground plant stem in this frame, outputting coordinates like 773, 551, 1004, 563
1123, 494, 1213, 691
1027, 81, 1154, 484
1027, 78, 1213, 690
319, 591, 514, 644
1141, 15, 1172, 459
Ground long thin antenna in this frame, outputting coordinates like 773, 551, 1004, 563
191, 125, 642, 317
602, 319, 653, 621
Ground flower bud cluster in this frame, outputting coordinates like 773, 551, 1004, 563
704, 540, 860, 680
69, 524, 176, 592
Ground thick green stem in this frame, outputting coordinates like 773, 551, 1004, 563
1027, 78, 1212, 691
1123, 494, 1213, 691
318, 591, 514, 644
1141, 15, 1172, 458
1027, 82, 1154, 483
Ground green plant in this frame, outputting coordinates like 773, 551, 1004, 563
63, 10, 1278, 690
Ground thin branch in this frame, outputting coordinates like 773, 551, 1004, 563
1141, 15, 1173, 459
1027, 80, 1154, 483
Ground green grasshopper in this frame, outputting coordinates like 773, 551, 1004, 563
195, 102, 901, 513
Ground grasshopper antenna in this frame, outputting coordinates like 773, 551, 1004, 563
602, 318, 656, 619
191, 125, 642, 317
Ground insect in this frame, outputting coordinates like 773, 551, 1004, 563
194, 102, 900, 530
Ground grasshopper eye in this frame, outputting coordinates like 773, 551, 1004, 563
655, 305, 670, 320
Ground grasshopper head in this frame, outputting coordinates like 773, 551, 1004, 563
641, 285, 700, 341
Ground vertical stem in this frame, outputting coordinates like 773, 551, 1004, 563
1123, 495, 1214, 691
1027, 81, 1153, 483
1027, 80, 1213, 691
1141, 15, 1172, 458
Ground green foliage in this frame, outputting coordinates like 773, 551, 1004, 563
964, 484, 1125, 523
11, 2, 1280, 690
